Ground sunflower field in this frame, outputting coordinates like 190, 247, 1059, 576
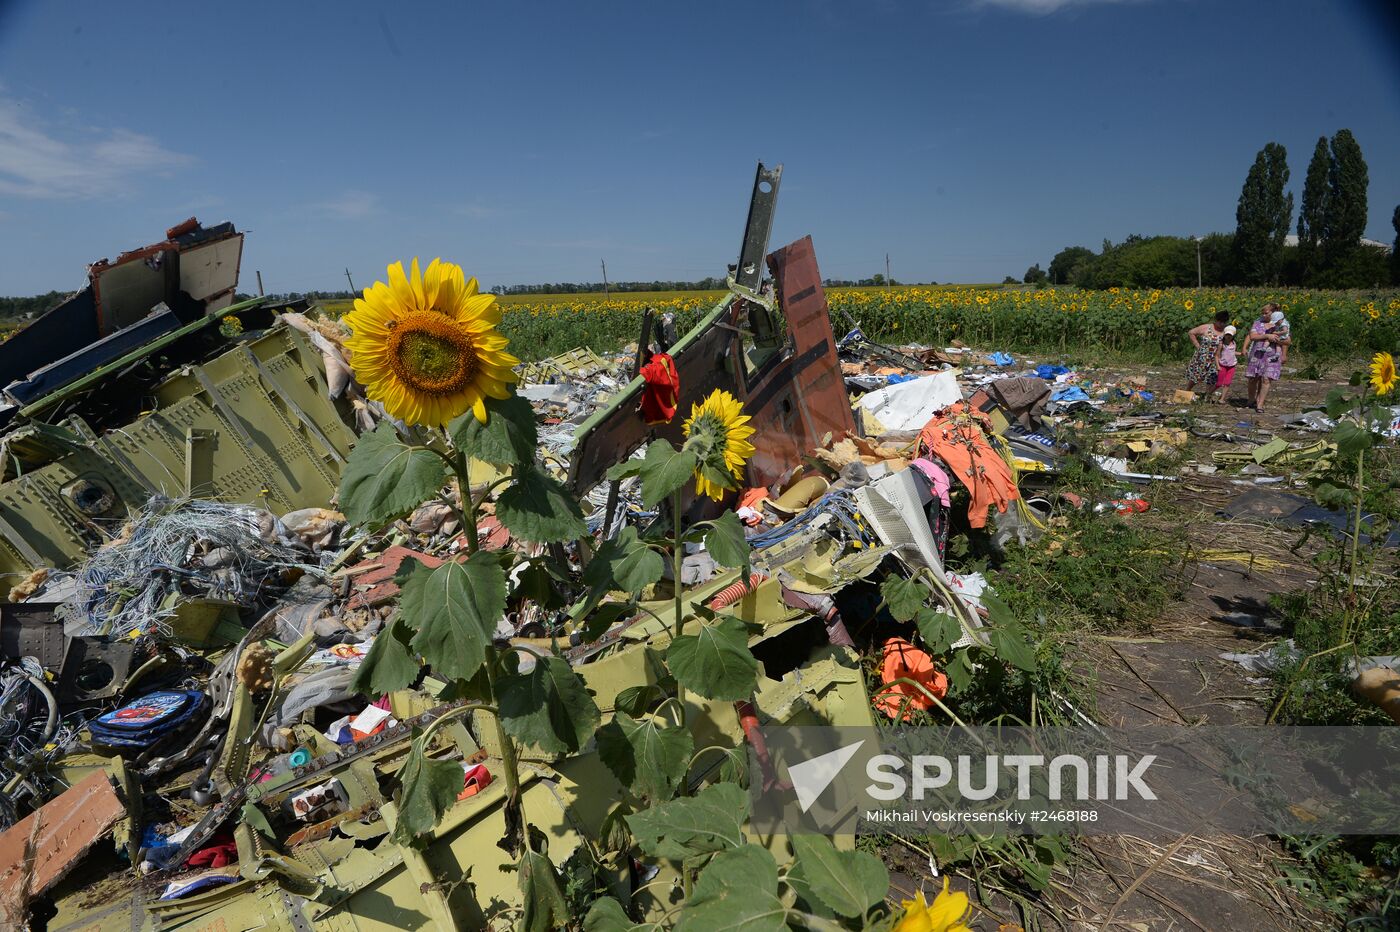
323, 286, 1400, 364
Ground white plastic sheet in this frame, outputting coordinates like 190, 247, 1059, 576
857, 371, 962, 432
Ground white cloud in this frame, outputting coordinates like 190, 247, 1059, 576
311, 190, 379, 220
972, 0, 1146, 13
0, 93, 190, 198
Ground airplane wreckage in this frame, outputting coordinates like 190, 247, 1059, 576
0, 166, 1052, 930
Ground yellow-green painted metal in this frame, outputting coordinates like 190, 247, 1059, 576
0, 322, 356, 598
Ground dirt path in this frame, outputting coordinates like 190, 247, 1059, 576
1039, 365, 1341, 930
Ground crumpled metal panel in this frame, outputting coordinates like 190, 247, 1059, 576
744, 235, 856, 487
0, 324, 356, 598
0, 770, 125, 924
567, 235, 855, 496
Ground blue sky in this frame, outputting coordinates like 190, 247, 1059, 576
0, 0, 1397, 294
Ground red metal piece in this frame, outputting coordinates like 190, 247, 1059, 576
0, 770, 126, 922
735, 700, 788, 793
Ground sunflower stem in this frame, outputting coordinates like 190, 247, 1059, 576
671, 486, 687, 718
1343, 387, 1368, 646
483, 645, 527, 843
450, 448, 480, 555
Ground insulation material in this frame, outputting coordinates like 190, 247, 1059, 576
857, 371, 962, 433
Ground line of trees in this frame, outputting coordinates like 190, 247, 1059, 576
1028, 129, 1395, 289
494, 277, 731, 295
0, 291, 71, 319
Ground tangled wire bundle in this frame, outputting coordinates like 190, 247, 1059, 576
73, 497, 321, 639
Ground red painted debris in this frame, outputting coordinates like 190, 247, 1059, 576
0, 770, 125, 922
345, 546, 449, 610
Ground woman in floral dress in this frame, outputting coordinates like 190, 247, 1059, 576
1185, 310, 1230, 393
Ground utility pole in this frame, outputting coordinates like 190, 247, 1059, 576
345, 268, 357, 295
1194, 237, 1202, 289
885, 253, 891, 291
256, 270, 265, 297
601, 259, 609, 299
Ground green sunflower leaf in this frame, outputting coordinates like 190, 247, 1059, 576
496, 465, 588, 543
403, 552, 505, 682
666, 615, 759, 701
391, 737, 464, 845
881, 575, 928, 622
596, 711, 694, 803
636, 441, 699, 508
676, 846, 787, 932
517, 846, 570, 932
984, 592, 1037, 672
612, 682, 665, 717
946, 649, 975, 693
789, 834, 889, 919
498, 655, 601, 753
351, 614, 419, 697
1324, 387, 1352, 419
448, 393, 539, 468
1334, 421, 1374, 457
624, 781, 749, 860
915, 606, 961, 654
579, 601, 636, 643
702, 510, 750, 571
339, 422, 448, 527
583, 898, 646, 932
582, 526, 665, 597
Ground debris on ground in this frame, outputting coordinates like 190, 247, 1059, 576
0, 183, 1383, 930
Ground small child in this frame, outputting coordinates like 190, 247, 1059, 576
1209, 325, 1238, 404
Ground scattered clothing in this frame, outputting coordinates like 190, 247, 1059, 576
984, 376, 1051, 428
639, 353, 679, 424
1034, 364, 1070, 380
185, 833, 238, 869
875, 638, 947, 721
916, 403, 1020, 529
909, 458, 952, 508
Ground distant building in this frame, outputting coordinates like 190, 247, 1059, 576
1284, 234, 1392, 253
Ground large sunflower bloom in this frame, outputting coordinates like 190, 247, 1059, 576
344, 258, 519, 427
1369, 351, 1396, 396
681, 389, 755, 501
893, 878, 972, 932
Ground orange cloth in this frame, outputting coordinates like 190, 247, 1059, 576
916, 402, 1019, 529
737, 487, 769, 510
639, 353, 679, 424
875, 638, 948, 721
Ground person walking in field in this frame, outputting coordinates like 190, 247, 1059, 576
1205, 325, 1238, 404
1243, 305, 1291, 412
1185, 310, 1230, 394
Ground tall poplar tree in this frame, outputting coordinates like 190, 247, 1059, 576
1322, 129, 1369, 269
1233, 142, 1293, 285
1296, 136, 1330, 282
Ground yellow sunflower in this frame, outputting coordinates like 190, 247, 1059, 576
893, 878, 971, 932
1184, 299, 1194, 311
681, 389, 755, 501
1370, 352, 1396, 396
344, 258, 519, 427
